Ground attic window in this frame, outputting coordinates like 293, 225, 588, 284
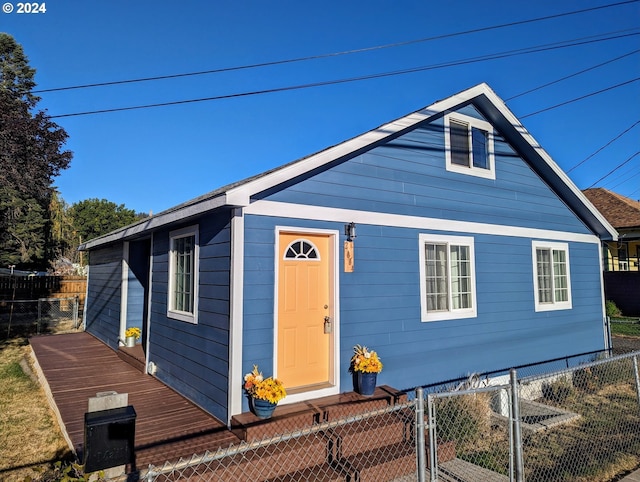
444, 113, 495, 180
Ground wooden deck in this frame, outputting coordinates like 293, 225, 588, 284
29, 332, 511, 481
29, 332, 409, 473
29, 332, 239, 470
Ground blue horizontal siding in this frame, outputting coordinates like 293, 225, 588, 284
85, 244, 123, 350
244, 214, 605, 393
264, 106, 591, 235
148, 210, 232, 422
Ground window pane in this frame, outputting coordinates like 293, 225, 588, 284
425, 244, 449, 311
450, 245, 471, 309
471, 127, 488, 169
536, 248, 553, 303
173, 235, 195, 313
450, 120, 470, 167
553, 249, 568, 302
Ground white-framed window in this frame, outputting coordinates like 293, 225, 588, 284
444, 112, 495, 180
532, 241, 572, 312
168, 225, 199, 323
419, 234, 477, 322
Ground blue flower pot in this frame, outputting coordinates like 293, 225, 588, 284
357, 372, 377, 397
252, 398, 277, 419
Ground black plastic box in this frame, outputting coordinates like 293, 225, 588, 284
84, 405, 136, 472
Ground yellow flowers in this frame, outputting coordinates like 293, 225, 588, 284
244, 365, 287, 404
125, 327, 141, 339
350, 344, 383, 373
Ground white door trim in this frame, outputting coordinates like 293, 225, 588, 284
274, 226, 341, 404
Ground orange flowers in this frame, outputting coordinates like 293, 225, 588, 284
244, 365, 287, 404
350, 345, 383, 373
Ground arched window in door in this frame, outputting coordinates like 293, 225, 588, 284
284, 239, 320, 260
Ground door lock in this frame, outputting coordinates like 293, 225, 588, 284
324, 316, 332, 334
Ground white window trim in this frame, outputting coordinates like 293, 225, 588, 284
444, 112, 496, 180
532, 240, 572, 312
419, 234, 477, 322
168, 225, 199, 323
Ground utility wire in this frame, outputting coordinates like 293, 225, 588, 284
586, 151, 640, 188
33, 0, 640, 94
520, 77, 640, 118
49, 31, 640, 119
566, 120, 640, 173
506, 49, 640, 101
605, 165, 640, 190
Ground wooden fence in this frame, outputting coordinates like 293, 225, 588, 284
0, 275, 87, 311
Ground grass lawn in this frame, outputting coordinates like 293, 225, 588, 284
0, 336, 71, 481
611, 320, 640, 337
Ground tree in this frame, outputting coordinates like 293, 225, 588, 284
69, 198, 146, 243
0, 33, 72, 269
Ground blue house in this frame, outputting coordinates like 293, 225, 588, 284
80, 83, 617, 424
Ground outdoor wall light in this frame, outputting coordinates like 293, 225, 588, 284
344, 222, 356, 241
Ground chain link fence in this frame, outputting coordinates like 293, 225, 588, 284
139, 351, 640, 482
0, 297, 81, 338
146, 402, 418, 482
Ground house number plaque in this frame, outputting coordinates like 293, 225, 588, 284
344, 240, 354, 272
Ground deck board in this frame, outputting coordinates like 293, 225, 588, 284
29, 332, 240, 469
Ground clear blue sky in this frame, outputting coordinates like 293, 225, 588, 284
3, 0, 639, 214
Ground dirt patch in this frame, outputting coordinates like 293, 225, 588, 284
613, 336, 640, 355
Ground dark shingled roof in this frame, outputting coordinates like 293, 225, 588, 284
583, 188, 640, 229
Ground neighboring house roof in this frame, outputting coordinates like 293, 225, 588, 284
583, 188, 640, 230
80, 83, 617, 250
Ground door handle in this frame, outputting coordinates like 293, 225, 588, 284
324, 316, 332, 334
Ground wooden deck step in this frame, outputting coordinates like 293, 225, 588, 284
231, 400, 323, 442
331, 411, 412, 458
117, 344, 145, 372
344, 441, 417, 481
264, 463, 353, 482
204, 433, 332, 481
231, 385, 406, 443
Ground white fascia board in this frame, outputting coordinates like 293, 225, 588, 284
81, 195, 229, 250
478, 86, 618, 241
225, 85, 492, 203
245, 200, 603, 245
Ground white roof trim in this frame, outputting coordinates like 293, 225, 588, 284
80, 194, 229, 250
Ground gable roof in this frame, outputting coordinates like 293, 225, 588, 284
80, 83, 617, 250
583, 188, 640, 230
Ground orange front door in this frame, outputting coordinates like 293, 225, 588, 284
277, 232, 331, 389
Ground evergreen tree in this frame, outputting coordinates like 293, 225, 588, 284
69, 198, 146, 243
0, 33, 72, 269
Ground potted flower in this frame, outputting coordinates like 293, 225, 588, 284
243, 365, 287, 419
124, 327, 141, 347
350, 344, 383, 396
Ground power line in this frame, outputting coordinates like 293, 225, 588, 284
520, 77, 640, 118
566, 120, 640, 173
33, 0, 640, 94
587, 151, 640, 188
49, 31, 640, 119
506, 49, 640, 101
605, 165, 640, 190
